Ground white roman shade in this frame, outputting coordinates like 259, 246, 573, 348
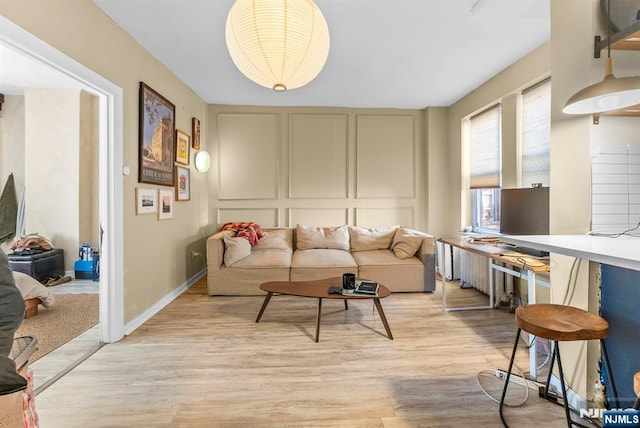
470, 105, 502, 189
522, 80, 551, 187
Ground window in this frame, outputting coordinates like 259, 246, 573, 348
521, 80, 551, 187
470, 105, 502, 231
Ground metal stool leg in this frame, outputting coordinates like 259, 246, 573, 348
499, 328, 521, 428
600, 339, 620, 409
544, 341, 557, 400
554, 341, 574, 428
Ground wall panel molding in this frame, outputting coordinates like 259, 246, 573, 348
289, 114, 348, 199
288, 208, 349, 227
218, 113, 279, 200
356, 115, 415, 199
217, 208, 279, 228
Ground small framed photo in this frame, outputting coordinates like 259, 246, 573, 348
192, 117, 200, 150
158, 189, 174, 220
175, 129, 190, 165
135, 188, 157, 215
175, 166, 190, 201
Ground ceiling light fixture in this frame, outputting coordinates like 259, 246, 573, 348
225, 0, 330, 92
563, 0, 640, 115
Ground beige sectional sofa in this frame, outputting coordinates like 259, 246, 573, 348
206, 225, 436, 295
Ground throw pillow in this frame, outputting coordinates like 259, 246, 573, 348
223, 234, 251, 266
391, 228, 423, 259
349, 226, 398, 251
296, 225, 349, 251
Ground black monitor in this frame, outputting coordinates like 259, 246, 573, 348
500, 187, 549, 235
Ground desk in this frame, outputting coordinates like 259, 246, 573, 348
439, 238, 550, 311
439, 238, 551, 380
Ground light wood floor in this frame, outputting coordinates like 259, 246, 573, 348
33, 277, 574, 427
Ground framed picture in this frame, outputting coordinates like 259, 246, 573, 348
138, 82, 175, 186
192, 117, 200, 150
175, 129, 190, 165
135, 188, 158, 215
158, 189, 174, 220
175, 166, 190, 201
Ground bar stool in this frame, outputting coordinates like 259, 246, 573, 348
499, 303, 620, 428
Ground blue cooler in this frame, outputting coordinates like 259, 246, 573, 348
74, 260, 93, 279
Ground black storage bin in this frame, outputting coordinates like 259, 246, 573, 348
8, 249, 65, 282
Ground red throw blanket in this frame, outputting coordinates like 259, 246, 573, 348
219, 222, 264, 246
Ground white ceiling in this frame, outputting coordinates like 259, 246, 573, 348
92, 0, 550, 109
0, 1, 550, 109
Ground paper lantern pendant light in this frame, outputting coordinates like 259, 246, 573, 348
225, 0, 330, 91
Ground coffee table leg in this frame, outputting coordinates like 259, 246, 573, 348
255, 292, 273, 323
373, 298, 393, 340
344, 299, 348, 310
315, 298, 322, 342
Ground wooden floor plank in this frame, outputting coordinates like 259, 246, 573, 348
33, 277, 572, 427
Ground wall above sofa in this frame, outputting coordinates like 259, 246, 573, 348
206, 105, 427, 231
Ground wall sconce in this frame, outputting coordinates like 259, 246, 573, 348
195, 151, 211, 173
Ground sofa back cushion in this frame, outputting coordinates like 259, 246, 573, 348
391, 228, 424, 259
254, 228, 292, 251
349, 226, 398, 251
295, 225, 349, 251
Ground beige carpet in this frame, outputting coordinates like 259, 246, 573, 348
15, 294, 99, 362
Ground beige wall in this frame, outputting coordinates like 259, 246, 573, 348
207, 105, 427, 231
23, 88, 99, 272
0, 0, 209, 323
0, 95, 25, 252
0, 95, 25, 197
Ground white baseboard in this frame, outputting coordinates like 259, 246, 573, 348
123, 268, 207, 336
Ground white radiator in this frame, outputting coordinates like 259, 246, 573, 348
436, 241, 460, 280
459, 251, 512, 298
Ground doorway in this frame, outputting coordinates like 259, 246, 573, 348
1, 18, 124, 354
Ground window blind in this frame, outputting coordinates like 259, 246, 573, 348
470, 105, 501, 189
522, 80, 551, 187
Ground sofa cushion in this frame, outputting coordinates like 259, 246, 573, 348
291, 249, 357, 268
352, 249, 422, 267
254, 229, 292, 250
349, 226, 397, 251
295, 225, 349, 251
229, 249, 292, 269
223, 234, 251, 266
391, 228, 424, 259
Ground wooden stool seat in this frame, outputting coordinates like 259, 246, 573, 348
516, 303, 609, 342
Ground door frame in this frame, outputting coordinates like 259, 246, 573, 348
1, 16, 125, 342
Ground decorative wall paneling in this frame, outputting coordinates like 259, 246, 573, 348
289, 115, 348, 199
210, 107, 424, 231
217, 208, 280, 228
218, 114, 279, 200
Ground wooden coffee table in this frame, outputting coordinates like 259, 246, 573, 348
255, 277, 393, 342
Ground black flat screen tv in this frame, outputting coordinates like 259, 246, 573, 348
500, 187, 549, 235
